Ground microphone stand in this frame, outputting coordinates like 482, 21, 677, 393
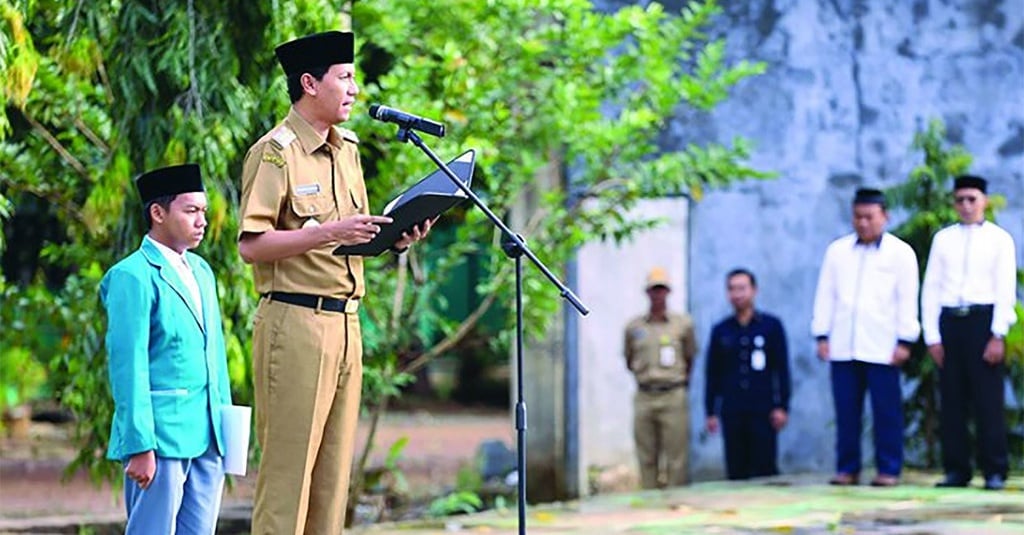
393, 126, 589, 535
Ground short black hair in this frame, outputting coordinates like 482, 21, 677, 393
286, 66, 331, 103
143, 194, 177, 228
726, 268, 757, 288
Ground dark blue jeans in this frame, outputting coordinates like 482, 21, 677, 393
831, 360, 903, 476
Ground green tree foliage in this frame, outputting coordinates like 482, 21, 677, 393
886, 119, 1024, 470
1, 0, 771, 499
1, 0, 340, 483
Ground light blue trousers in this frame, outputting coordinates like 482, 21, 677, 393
123, 444, 225, 535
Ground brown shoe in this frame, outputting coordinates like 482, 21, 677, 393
829, 473, 859, 486
870, 474, 899, 487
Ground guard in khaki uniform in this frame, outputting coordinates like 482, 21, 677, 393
623, 267, 698, 488
237, 31, 431, 535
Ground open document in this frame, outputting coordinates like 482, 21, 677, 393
333, 149, 476, 257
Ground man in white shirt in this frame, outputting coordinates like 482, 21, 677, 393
811, 188, 920, 487
922, 175, 1018, 491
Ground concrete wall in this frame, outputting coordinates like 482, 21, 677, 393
578, 0, 1024, 483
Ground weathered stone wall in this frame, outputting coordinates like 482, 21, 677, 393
585, 0, 1024, 480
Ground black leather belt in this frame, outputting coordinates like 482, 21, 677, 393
264, 292, 351, 313
942, 304, 994, 317
638, 381, 686, 393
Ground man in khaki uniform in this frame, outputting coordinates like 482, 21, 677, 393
623, 267, 698, 488
237, 31, 431, 535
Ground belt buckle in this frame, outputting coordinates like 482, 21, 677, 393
344, 300, 359, 314
952, 306, 971, 317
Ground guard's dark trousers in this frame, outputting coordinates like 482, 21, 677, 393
721, 409, 778, 480
939, 305, 1008, 480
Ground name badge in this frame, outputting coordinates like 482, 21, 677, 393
295, 183, 321, 196
659, 345, 676, 367
751, 349, 766, 371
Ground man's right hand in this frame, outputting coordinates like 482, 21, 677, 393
319, 215, 394, 246
125, 450, 156, 489
705, 416, 719, 434
816, 339, 830, 362
927, 344, 944, 369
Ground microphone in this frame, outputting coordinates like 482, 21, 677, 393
368, 104, 446, 138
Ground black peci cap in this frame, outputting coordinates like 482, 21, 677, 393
953, 174, 987, 193
853, 187, 886, 206
135, 164, 204, 205
275, 31, 354, 77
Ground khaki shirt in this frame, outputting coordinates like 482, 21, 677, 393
238, 108, 370, 299
624, 313, 697, 386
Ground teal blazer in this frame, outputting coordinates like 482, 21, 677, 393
100, 237, 232, 461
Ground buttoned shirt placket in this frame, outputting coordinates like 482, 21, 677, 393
850, 243, 870, 359
957, 224, 973, 307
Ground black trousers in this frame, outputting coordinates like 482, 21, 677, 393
721, 409, 778, 480
938, 306, 1008, 479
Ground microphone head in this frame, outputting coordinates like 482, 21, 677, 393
368, 103, 383, 119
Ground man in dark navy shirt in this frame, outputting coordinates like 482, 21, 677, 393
705, 268, 791, 480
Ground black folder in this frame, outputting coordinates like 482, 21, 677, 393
333, 149, 476, 257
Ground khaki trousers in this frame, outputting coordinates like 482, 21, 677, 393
251, 298, 363, 535
633, 387, 689, 489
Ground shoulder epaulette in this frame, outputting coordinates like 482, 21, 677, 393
270, 126, 297, 149
335, 126, 360, 144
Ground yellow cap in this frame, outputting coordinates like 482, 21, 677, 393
646, 267, 671, 290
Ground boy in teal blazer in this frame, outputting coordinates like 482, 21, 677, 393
100, 164, 232, 534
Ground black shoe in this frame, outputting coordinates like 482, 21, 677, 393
935, 474, 969, 488
983, 475, 1005, 491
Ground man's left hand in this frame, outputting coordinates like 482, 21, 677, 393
770, 408, 788, 431
983, 337, 1005, 365
891, 344, 911, 366
392, 217, 436, 251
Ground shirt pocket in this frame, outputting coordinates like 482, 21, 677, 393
870, 264, 898, 302
289, 192, 334, 224
349, 188, 363, 212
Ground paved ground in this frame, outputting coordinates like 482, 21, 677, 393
356, 473, 1024, 535
2, 412, 1022, 534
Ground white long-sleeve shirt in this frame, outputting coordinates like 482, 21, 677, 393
811, 232, 921, 364
921, 221, 1018, 345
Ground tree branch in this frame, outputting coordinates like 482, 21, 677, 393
389, 253, 408, 332
24, 113, 90, 179
346, 393, 389, 527
401, 285, 502, 376
73, 118, 110, 154
400, 202, 551, 376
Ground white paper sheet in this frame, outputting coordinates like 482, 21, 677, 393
221, 405, 252, 476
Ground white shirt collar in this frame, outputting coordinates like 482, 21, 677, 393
145, 235, 189, 268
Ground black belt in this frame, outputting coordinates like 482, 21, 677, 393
264, 292, 351, 313
941, 304, 994, 317
638, 381, 686, 393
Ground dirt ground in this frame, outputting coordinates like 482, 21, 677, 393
0, 408, 512, 524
